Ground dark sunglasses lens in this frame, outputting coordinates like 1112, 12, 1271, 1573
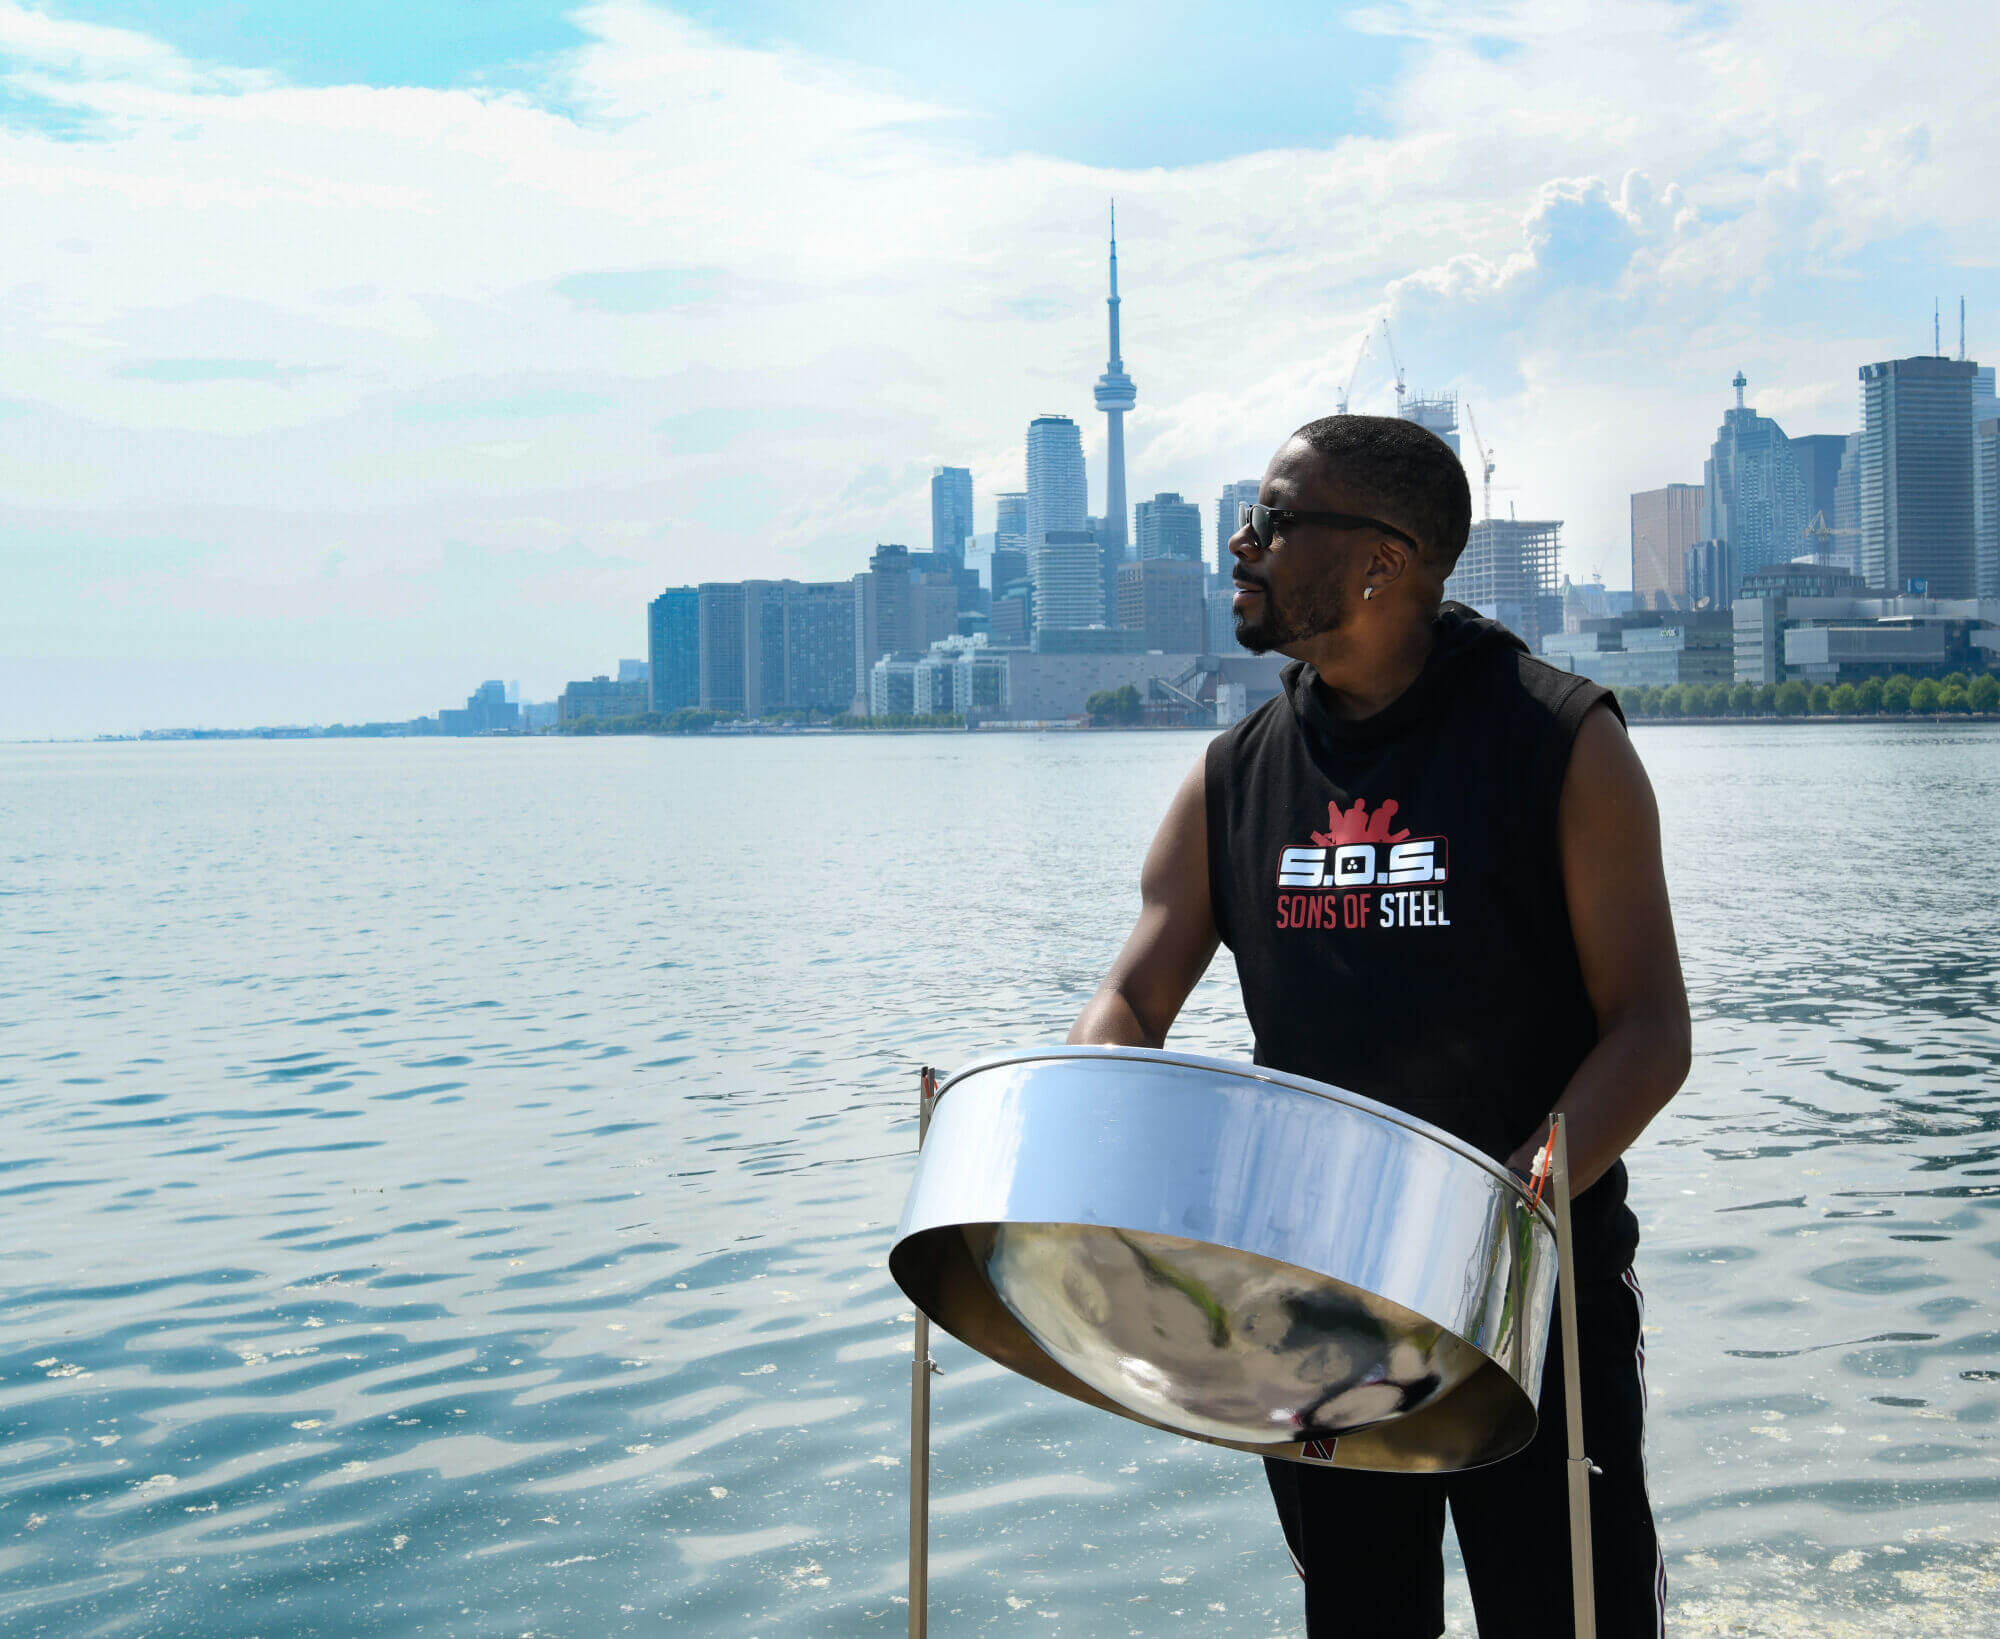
1239, 503, 1272, 547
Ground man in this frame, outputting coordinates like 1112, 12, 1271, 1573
1067, 415, 1689, 1637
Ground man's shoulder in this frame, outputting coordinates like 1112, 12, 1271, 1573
1463, 645, 1620, 738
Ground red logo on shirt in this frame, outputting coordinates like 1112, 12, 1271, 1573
1274, 796, 1451, 931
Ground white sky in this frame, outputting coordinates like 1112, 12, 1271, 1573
2, 0, 1995, 735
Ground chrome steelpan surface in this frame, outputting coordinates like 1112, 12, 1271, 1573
889, 1048, 1558, 1471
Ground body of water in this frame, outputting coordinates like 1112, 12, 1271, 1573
3, 725, 1998, 1634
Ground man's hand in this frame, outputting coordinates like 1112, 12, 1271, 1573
1509, 704, 1691, 1192
1068, 756, 1220, 1048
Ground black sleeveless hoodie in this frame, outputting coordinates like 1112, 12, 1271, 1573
1204, 603, 1639, 1277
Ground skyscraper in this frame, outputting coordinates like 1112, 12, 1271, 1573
1975, 416, 1999, 598
1216, 480, 1260, 570
995, 491, 1028, 550
930, 467, 973, 565
1117, 557, 1205, 650
1134, 492, 1203, 562
1093, 204, 1136, 562
697, 582, 747, 713
1703, 371, 1809, 588
1630, 484, 1703, 609
1033, 530, 1107, 630
647, 586, 699, 712
1856, 355, 1978, 595
1025, 415, 1087, 548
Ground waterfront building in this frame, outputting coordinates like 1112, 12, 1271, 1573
1856, 355, 1979, 596
1117, 557, 1205, 651
1134, 492, 1203, 562
617, 659, 649, 685
1026, 416, 1088, 557
985, 649, 1284, 723
1033, 624, 1147, 655
1703, 372, 1810, 589
930, 466, 973, 565
1093, 205, 1136, 564
1032, 527, 1106, 631
1215, 479, 1260, 569
647, 586, 699, 712
784, 581, 862, 714
1630, 484, 1703, 609
1977, 418, 2000, 598
868, 655, 920, 718
558, 675, 648, 724
437, 680, 520, 735
1444, 517, 1563, 650
854, 544, 956, 705
697, 581, 747, 713
1683, 539, 1734, 613
1541, 612, 1734, 688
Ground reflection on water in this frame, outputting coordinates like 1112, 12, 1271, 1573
2, 723, 1997, 1634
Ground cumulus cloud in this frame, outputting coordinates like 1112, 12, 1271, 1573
1, 0, 1996, 732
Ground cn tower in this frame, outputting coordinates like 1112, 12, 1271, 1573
1093, 202, 1136, 561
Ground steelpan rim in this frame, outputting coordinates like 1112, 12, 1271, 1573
933, 1044, 1555, 1236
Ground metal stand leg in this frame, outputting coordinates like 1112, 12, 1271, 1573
1550, 1116, 1597, 1639
909, 1069, 939, 1639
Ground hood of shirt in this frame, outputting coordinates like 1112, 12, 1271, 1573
1283, 602, 1526, 751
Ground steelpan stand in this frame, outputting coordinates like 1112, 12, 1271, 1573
908, 1068, 940, 1639
903, 1075, 1598, 1639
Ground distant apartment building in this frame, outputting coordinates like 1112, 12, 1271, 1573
697, 581, 748, 713
1032, 528, 1106, 632
1117, 557, 1205, 651
930, 466, 973, 565
1215, 479, 1260, 570
1703, 373, 1809, 588
1856, 355, 1980, 596
1025, 416, 1088, 550
1444, 518, 1563, 650
438, 680, 520, 735
1630, 484, 1703, 609
1134, 492, 1203, 562
853, 543, 960, 704
698, 577, 858, 717
558, 675, 648, 724
647, 586, 699, 712
1206, 585, 1242, 655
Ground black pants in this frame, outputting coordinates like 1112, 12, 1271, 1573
1265, 1268, 1664, 1638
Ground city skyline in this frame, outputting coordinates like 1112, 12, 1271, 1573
3, 0, 1997, 737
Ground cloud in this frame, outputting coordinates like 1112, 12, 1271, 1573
554, 268, 717, 312
2, 0, 1998, 732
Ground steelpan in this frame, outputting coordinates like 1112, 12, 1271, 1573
889, 1047, 1558, 1471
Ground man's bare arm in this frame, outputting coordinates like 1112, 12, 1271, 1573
1068, 757, 1221, 1048
1508, 705, 1692, 1192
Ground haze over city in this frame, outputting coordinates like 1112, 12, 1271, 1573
3, 0, 1996, 737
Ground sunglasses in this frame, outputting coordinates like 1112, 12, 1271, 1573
1237, 502, 1418, 553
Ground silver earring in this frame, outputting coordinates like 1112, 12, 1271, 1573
1363, 585, 1376, 601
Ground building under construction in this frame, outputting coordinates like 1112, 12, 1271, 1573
1445, 517, 1564, 651
1400, 390, 1460, 456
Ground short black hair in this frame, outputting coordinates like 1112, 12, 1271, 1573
1288, 414, 1472, 576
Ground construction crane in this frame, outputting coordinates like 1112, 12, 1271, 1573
1801, 511, 1858, 558
1378, 316, 1407, 414
1335, 326, 1375, 416
1464, 400, 1496, 522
